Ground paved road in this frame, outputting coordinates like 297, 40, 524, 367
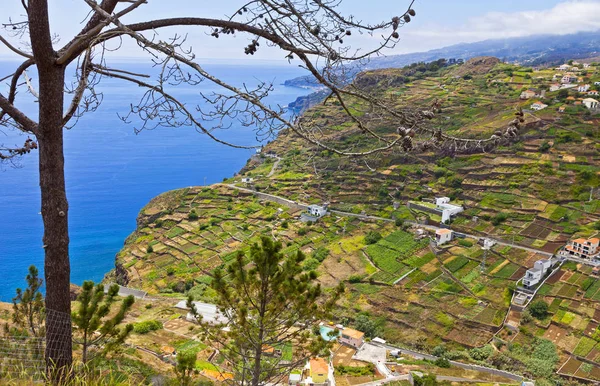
266, 154, 282, 178
222, 184, 554, 259
373, 342, 523, 382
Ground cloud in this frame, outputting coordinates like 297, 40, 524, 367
392, 0, 600, 54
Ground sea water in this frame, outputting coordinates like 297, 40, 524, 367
0, 60, 311, 300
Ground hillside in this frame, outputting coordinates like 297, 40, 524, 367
111, 57, 600, 383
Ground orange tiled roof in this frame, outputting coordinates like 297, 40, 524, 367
310, 358, 329, 374
589, 238, 599, 244
342, 327, 365, 340
573, 238, 586, 243
201, 370, 234, 381
436, 229, 452, 235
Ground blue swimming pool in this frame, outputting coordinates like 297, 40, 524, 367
319, 325, 340, 341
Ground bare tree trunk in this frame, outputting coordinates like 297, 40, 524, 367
38, 65, 73, 377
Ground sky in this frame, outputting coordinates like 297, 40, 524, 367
1, 0, 600, 61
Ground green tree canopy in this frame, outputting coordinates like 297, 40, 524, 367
192, 236, 343, 386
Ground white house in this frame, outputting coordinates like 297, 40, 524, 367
578, 84, 591, 93
558, 64, 571, 71
307, 205, 327, 218
595, 82, 600, 86
435, 197, 464, 223
562, 74, 578, 84
583, 98, 599, 110
435, 229, 453, 246
531, 101, 548, 111
522, 259, 553, 289
241, 177, 254, 184
561, 238, 600, 259
339, 327, 365, 348
584, 63, 591, 69
589, 90, 599, 96
289, 373, 302, 386
520, 89, 537, 99
175, 300, 228, 325
549, 83, 561, 92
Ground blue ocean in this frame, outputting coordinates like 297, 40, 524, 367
0, 60, 311, 301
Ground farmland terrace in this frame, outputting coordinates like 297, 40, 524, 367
111, 57, 600, 384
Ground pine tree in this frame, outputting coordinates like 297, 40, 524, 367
11, 265, 45, 337
71, 282, 134, 364
190, 236, 343, 386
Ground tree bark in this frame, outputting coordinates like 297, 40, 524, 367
37, 65, 73, 376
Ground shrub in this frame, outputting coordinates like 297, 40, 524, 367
434, 357, 451, 368
348, 274, 363, 283
146, 245, 154, 253
133, 320, 163, 334
188, 209, 199, 221
529, 300, 549, 319
395, 218, 405, 227
491, 212, 508, 226
312, 247, 330, 262
298, 227, 308, 236
364, 231, 383, 245
281, 221, 289, 229
458, 239, 473, 248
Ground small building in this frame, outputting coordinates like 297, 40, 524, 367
583, 98, 599, 110
307, 205, 327, 218
558, 64, 571, 71
435, 229, 453, 246
595, 82, 600, 86
435, 197, 464, 223
558, 105, 566, 113
307, 358, 329, 386
241, 177, 254, 184
588, 90, 599, 96
562, 74, 578, 84
522, 259, 553, 288
520, 89, 537, 100
175, 300, 228, 325
161, 346, 176, 357
289, 373, 302, 386
562, 238, 600, 259
549, 83, 561, 92
339, 327, 365, 348
578, 84, 591, 93
531, 101, 548, 111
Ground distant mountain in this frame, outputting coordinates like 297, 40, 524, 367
284, 31, 600, 89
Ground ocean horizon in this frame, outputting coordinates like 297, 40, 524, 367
0, 61, 311, 301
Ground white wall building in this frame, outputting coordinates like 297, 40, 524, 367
175, 300, 228, 325
435, 229, 453, 246
583, 98, 599, 110
307, 205, 327, 218
578, 84, 591, 93
531, 101, 548, 111
241, 177, 254, 184
435, 197, 464, 223
339, 327, 365, 348
522, 259, 553, 288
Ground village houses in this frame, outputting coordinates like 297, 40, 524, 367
561, 237, 600, 260
339, 327, 365, 348
561, 73, 578, 84
578, 84, 591, 93
435, 228, 453, 246
520, 89, 537, 99
531, 101, 548, 111
522, 259, 553, 289
583, 98, 599, 110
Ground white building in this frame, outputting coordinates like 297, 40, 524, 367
435, 197, 464, 223
520, 89, 537, 100
307, 205, 327, 218
578, 84, 591, 93
435, 229, 453, 246
549, 83, 561, 92
339, 327, 365, 348
175, 300, 228, 325
531, 101, 548, 111
522, 259, 553, 288
241, 177, 254, 184
561, 238, 600, 259
583, 98, 599, 110
562, 74, 578, 84
558, 64, 571, 71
